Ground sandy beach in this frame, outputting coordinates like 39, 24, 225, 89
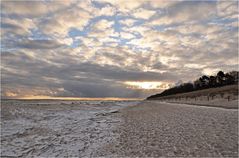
1, 100, 238, 157
98, 101, 238, 157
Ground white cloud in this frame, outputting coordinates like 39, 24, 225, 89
148, 0, 180, 9
120, 19, 137, 27
122, 25, 150, 36
184, 64, 206, 69
100, 0, 144, 12
78, 1, 116, 16
127, 29, 181, 50
2, 1, 48, 17
150, 1, 217, 26
87, 19, 119, 44
120, 32, 135, 39
202, 68, 221, 76
97, 5, 116, 16
216, 1, 238, 19
40, 6, 92, 38
59, 37, 73, 46
93, 19, 114, 31
2, 17, 36, 36
171, 23, 223, 35
2, 1, 74, 17
132, 8, 156, 19
89, 29, 118, 39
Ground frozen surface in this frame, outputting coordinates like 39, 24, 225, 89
1, 100, 138, 157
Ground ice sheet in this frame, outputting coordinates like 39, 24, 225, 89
1, 100, 139, 157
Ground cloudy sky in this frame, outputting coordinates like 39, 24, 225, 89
1, 0, 238, 99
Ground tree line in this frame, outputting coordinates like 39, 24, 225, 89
147, 71, 238, 99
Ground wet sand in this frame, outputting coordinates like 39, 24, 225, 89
98, 101, 238, 157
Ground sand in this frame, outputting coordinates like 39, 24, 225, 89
97, 101, 238, 157
1, 100, 238, 157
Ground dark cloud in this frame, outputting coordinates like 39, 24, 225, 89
15, 39, 64, 49
1, 48, 178, 98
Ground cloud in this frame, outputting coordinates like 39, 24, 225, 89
1, 45, 177, 98
184, 64, 206, 69
132, 8, 156, 19
13, 39, 64, 49
39, 6, 92, 37
122, 25, 150, 36
87, 19, 119, 44
148, 0, 180, 9
77, 37, 102, 47
1, 0, 238, 99
2, 1, 49, 17
120, 19, 137, 27
97, 4, 116, 16
1, 17, 36, 36
92, 19, 114, 31
216, 1, 238, 19
127, 29, 181, 50
2, 1, 74, 17
99, 0, 144, 13
170, 23, 223, 35
120, 32, 136, 40
151, 1, 217, 26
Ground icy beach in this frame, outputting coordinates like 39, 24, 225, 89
1, 100, 238, 157
1, 100, 138, 157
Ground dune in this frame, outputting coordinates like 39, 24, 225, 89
147, 84, 238, 109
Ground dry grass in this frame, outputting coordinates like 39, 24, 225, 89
150, 84, 238, 100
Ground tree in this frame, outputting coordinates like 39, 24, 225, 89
229, 71, 239, 83
209, 76, 216, 87
194, 79, 202, 90
225, 73, 234, 85
216, 71, 225, 86
200, 75, 210, 88
147, 70, 238, 100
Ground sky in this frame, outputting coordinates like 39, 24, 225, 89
1, 0, 238, 99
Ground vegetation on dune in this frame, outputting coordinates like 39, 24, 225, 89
147, 71, 239, 99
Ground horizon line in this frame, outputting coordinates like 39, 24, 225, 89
1, 96, 144, 101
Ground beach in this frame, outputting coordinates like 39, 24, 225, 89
98, 101, 238, 157
1, 100, 238, 157
2, 0, 238, 157
1, 100, 138, 157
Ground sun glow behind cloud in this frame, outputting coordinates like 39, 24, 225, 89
124, 81, 171, 90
